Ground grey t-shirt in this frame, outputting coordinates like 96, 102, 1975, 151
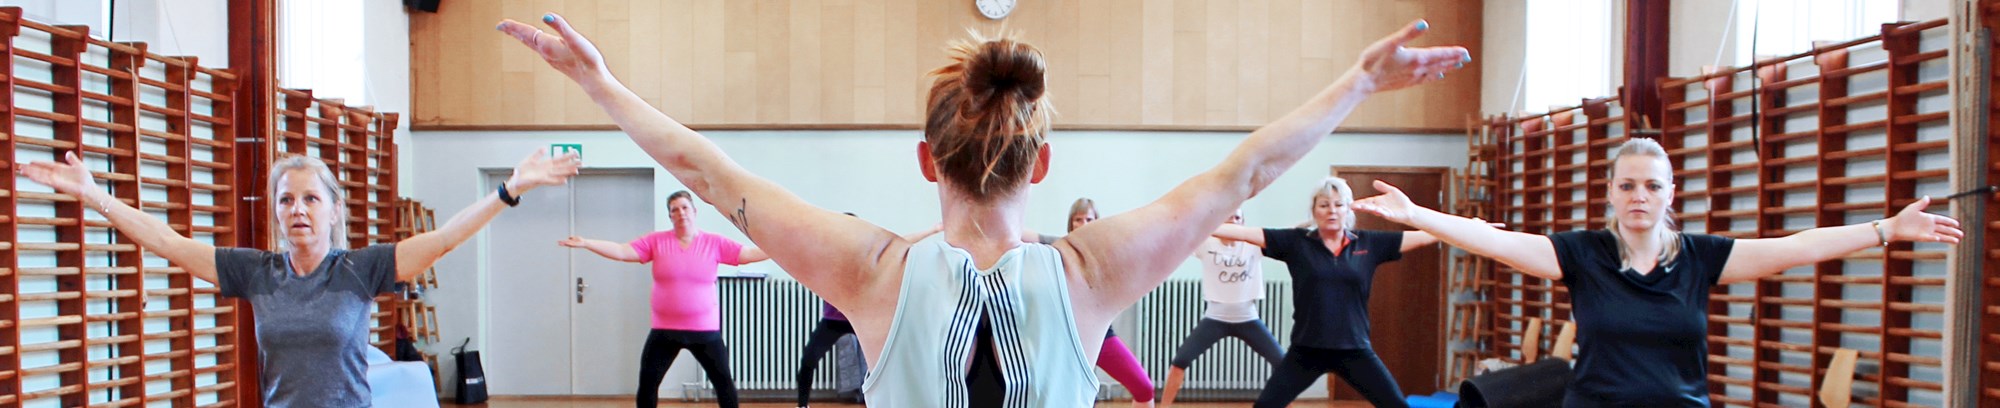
217, 244, 398, 408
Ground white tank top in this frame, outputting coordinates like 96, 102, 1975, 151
862, 239, 1099, 407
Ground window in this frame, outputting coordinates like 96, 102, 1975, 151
1736, 0, 1900, 63
1520, 0, 1616, 112
279, 0, 368, 104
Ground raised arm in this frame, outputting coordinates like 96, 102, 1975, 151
1211, 224, 1267, 248
20, 152, 219, 284
559, 236, 644, 263
500, 14, 903, 304
398, 150, 580, 281
1355, 180, 1562, 280
1058, 20, 1470, 313
1718, 197, 1961, 285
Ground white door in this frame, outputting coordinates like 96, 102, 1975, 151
484, 170, 576, 395
567, 170, 656, 395
483, 170, 655, 395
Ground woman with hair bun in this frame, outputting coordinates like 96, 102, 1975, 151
501, 12, 1468, 406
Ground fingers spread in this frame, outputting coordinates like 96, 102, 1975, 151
1379, 19, 1430, 50
544, 13, 596, 54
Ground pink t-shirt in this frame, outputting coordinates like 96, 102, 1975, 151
629, 230, 743, 331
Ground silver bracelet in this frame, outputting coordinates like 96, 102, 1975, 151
1870, 220, 1888, 247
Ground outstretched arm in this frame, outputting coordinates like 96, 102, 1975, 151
1356, 180, 1561, 280
1059, 20, 1471, 316
1211, 224, 1268, 248
738, 247, 770, 264
1718, 197, 1961, 284
1399, 220, 1504, 252
559, 236, 645, 263
500, 14, 903, 304
20, 152, 220, 284
398, 150, 580, 281
1400, 231, 1439, 252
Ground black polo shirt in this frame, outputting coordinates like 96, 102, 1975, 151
1261, 228, 1403, 349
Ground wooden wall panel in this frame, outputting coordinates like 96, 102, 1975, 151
411, 0, 1483, 131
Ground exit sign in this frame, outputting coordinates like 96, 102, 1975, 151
551, 143, 582, 159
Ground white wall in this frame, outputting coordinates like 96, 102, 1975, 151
0, 0, 107, 32
1479, 1, 1529, 116
407, 129, 1470, 398
362, 0, 414, 187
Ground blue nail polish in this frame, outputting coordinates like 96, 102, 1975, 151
1415, 20, 1429, 31
543, 14, 556, 23
1455, 62, 1464, 69
496, 22, 506, 31
1462, 54, 1472, 63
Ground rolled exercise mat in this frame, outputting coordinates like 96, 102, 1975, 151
1457, 358, 1571, 408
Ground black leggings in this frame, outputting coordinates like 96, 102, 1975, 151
638, 329, 737, 408
1169, 318, 1284, 369
795, 318, 857, 406
1253, 346, 1405, 408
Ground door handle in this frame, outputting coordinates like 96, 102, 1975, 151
576, 277, 588, 304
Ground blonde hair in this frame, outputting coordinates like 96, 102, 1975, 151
1309, 176, 1356, 231
923, 30, 1054, 202
268, 154, 349, 250
1607, 138, 1681, 265
1066, 197, 1096, 233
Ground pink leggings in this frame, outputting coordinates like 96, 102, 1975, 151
1098, 334, 1155, 402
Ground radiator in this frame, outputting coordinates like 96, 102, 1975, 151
1134, 279, 1292, 397
697, 278, 840, 399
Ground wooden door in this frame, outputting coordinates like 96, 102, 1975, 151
1327, 166, 1449, 399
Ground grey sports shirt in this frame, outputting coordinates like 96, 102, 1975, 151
217, 244, 397, 407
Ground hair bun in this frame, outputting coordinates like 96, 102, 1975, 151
963, 39, 1046, 104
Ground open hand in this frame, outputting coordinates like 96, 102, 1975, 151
499, 13, 611, 83
1349, 19, 1473, 94
1352, 180, 1421, 226
18, 151, 100, 197
1883, 197, 1963, 244
508, 148, 582, 193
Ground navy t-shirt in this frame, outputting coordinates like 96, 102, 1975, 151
1260, 228, 1403, 349
218, 244, 399, 407
1550, 230, 1733, 407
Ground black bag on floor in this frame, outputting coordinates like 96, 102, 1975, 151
451, 338, 489, 404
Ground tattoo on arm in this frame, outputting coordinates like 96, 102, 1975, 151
726, 198, 749, 233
